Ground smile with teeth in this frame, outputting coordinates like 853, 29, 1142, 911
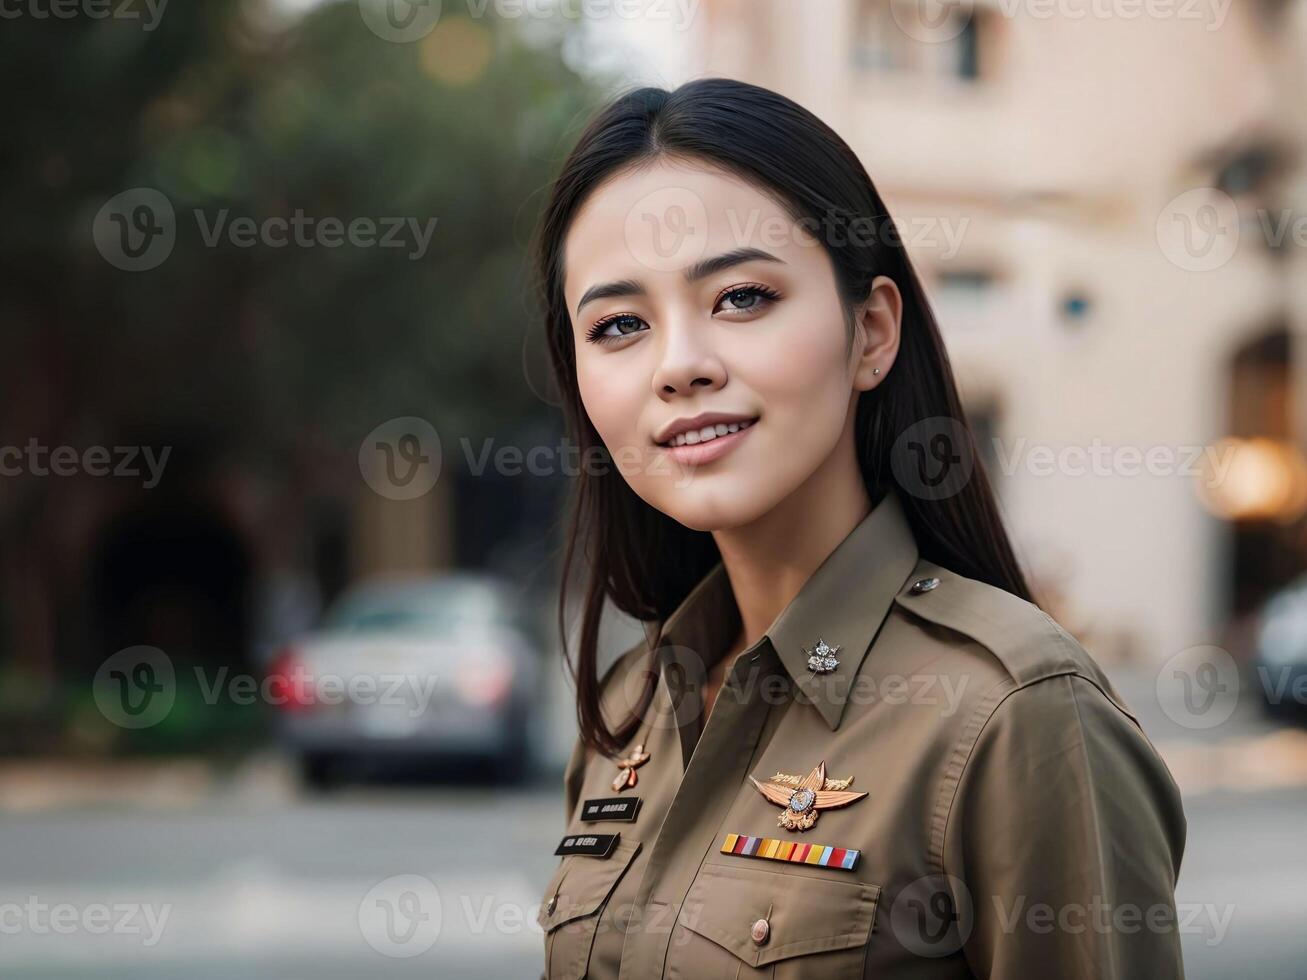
660, 418, 758, 448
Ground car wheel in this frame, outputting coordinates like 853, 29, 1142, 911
301, 752, 341, 791
492, 712, 532, 785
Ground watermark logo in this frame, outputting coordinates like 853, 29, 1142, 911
92, 646, 444, 729
1157, 644, 1240, 729
891, 0, 974, 44
990, 895, 1231, 945
93, 189, 439, 269
1256, 664, 1307, 710
611, 643, 970, 724
358, 874, 443, 957
193, 210, 437, 259
623, 186, 711, 273
1012, 0, 1232, 30
359, 417, 443, 500
0, 441, 170, 488
0, 897, 172, 947
93, 188, 176, 272
618, 190, 968, 274
93, 646, 176, 730
358, 0, 443, 41
991, 438, 1237, 486
1156, 188, 1240, 272
889, 874, 973, 957
358, 0, 699, 40
614, 643, 705, 732
0, 0, 169, 30
891, 0, 1232, 39
891, 417, 975, 501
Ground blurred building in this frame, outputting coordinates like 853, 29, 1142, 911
617, 0, 1307, 666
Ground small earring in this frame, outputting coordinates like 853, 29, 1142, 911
872, 367, 881, 375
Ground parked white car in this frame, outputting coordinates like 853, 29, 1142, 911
268, 572, 541, 788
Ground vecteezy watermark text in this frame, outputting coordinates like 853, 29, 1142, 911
357, 0, 700, 43
891, 0, 1231, 45
0, 0, 168, 30
92, 646, 443, 730
0, 441, 169, 488
991, 895, 1233, 947
93, 188, 438, 272
620, 188, 971, 274
0, 897, 171, 947
991, 438, 1237, 487
193, 210, 437, 259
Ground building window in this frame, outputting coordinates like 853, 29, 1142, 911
935, 268, 997, 306
852, 1, 987, 81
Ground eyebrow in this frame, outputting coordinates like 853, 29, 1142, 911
574, 247, 785, 316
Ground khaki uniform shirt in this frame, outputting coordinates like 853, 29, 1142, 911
538, 489, 1187, 979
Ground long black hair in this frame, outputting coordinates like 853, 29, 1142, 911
535, 78, 1032, 757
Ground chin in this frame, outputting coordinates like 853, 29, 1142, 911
650, 485, 778, 533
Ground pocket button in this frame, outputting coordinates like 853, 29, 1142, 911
750, 917, 770, 946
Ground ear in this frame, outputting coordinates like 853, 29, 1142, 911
850, 275, 902, 392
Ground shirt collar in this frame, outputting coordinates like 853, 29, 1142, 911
651, 487, 920, 731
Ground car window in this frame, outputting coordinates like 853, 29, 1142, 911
322, 584, 515, 635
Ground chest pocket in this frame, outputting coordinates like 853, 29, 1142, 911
666, 862, 879, 980
538, 837, 643, 980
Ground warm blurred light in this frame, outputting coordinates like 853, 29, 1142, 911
420, 18, 493, 87
1198, 436, 1307, 522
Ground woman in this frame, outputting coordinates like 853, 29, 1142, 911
534, 77, 1185, 979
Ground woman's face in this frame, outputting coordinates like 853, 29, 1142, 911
562, 156, 896, 531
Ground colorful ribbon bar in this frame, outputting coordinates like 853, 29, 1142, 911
721, 833, 860, 871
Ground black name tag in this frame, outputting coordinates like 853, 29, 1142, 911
555, 833, 619, 858
580, 796, 642, 823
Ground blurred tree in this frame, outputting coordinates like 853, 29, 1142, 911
3, 0, 601, 453
0, 0, 605, 747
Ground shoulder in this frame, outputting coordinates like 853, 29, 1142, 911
565, 635, 654, 770
888, 561, 1185, 872
596, 635, 656, 724
560, 635, 654, 811
889, 557, 1138, 726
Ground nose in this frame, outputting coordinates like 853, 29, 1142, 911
650, 316, 726, 399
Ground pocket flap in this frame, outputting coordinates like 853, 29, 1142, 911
678, 862, 880, 967
537, 837, 643, 933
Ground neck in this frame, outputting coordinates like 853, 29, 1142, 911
711, 415, 871, 655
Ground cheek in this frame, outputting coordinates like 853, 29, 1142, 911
740, 306, 851, 430
576, 354, 645, 449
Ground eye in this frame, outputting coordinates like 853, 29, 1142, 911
714, 283, 782, 316
586, 313, 648, 345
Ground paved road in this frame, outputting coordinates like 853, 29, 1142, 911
1, 666, 1304, 978
3, 776, 1304, 979
0, 780, 563, 979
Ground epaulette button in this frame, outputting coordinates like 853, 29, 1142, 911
909, 577, 940, 595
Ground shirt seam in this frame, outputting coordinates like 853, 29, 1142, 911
1065, 672, 1119, 978
896, 569, 1142, 728
928, 663, 1140, 877
927, 677, 1015, 876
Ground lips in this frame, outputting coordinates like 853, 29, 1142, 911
658, 412, 763, 446
660, 417, 757, 448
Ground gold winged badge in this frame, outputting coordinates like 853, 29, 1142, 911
748, 761, 867, 832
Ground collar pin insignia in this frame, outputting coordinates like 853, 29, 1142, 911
611, 742, 650, 792
805, 637, 840, 674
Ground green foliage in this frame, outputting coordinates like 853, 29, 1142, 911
2, 0, 602, 457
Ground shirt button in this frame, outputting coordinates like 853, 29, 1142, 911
750, 917, 770, 945
909, 576, 940, 594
